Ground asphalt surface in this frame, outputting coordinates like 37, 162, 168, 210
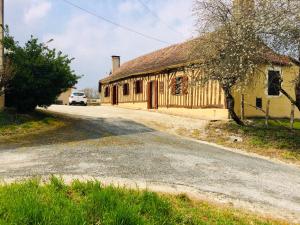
0, 105, 300, 222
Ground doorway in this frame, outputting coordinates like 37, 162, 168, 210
112, 85, 118, 105
147, 81, 158, 109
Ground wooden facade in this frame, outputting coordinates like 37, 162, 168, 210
99, 36, 297, 119
100, 69, 226, 110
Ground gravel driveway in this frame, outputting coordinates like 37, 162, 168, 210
0, 105, 300, 223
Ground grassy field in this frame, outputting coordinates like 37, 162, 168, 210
203, 119, 300, 164
0, 110, 64, 137
0, 177, 288, 225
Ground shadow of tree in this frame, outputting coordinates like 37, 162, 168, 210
0, 114, 155, 150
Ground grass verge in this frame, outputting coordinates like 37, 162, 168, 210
0, 109, 64, 137
0, 177, 288, 225
200, 119, 300, 164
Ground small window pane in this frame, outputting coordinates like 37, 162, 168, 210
123, 83, 129, 96
73, 93, 84, 96
135, 80, 143, 94
256, 98, 262, 109
105, 87, 110, 97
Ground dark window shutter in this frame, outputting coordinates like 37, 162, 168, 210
171, 77, 176, 95
98, 82, 102, 93
140, 80, 143, 93
268, 71, 281, 96
182, 76, 189, 95
147, 82, 151, 109
154, 81, 158, 109
133, 81, 136, 93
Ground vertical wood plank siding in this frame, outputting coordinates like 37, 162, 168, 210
101, 69, 225, 109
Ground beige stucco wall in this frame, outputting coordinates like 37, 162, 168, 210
57, 88, 72, 105
157, 107, 229, 120
117, 102, 147, 110
234, 64, 300, 119
107, 102, 228, 120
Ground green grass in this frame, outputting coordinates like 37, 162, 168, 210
206, 119, 300, 163
0, 110, 64, 137
0, 177, 286, 225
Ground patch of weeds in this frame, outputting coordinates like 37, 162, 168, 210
0, 110, 65, 138
0, 177, 287, 225
206, 120, 300, 164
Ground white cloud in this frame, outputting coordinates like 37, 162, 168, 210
24, 0, 52, 25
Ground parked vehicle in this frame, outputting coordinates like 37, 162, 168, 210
69, 92, 87, 106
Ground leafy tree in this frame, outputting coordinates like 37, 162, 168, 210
0, 58, 15, 96
3, 28, 80, 112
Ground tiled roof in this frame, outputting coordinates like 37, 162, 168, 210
101, 37, 295, 83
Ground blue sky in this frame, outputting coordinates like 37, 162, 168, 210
6, 0, 195, 89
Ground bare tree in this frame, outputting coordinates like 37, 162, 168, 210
192, 0, 265, 125
83, 88, 99, 99
256, 0, 300, 110
192, 0, 300, 125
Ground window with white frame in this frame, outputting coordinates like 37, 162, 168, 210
267, 70, 281, 96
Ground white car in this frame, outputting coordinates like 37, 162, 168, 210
69, 92, 87, 106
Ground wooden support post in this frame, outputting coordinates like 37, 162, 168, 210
290, 103, 295, 130
241, 94, 245, 120
265, 100, 270, 128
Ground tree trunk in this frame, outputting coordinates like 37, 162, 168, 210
265, 100, 270, 128
223, 87, 245, 126
280, 87, 300, 111
290, 103, 295, 130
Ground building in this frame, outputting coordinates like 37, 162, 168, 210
56, 88, 73, 105
99, 1, 300, 120
0, 0, 4, 109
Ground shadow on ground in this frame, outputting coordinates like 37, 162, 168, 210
0, 114, 155, 150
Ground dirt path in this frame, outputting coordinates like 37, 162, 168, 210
0, 105, 300, 223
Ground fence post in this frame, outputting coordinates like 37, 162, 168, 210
290, 103, 295, 130
265, 100, 270, 128
241, 94, 245, 120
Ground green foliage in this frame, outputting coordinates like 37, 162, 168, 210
3, 27, 80, 112
0, 177, 285, 225
0, 110, 63, 137
207, 119, 300, 162
227, 119, 300, 151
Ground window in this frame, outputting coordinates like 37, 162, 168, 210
175, 77, 183, 95
123, 83, 129, 96
171, 76, 188, 95
135, 80, 143, 94
104, 86, 110, 97
256, 98, 262, 109
73, 92, 84, 96
98, 82, 102, 93
268, 70, 281, 96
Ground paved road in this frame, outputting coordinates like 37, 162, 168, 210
0, 106, 300, 222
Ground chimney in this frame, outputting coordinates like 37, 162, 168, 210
111, 55, 120, 74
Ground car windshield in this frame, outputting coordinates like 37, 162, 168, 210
73, 93, 84, 96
